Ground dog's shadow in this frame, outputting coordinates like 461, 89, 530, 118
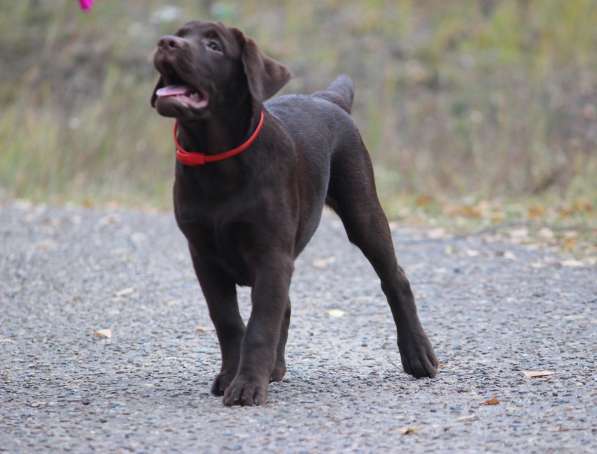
63, 362, 433, 411
159, 364, 436, 409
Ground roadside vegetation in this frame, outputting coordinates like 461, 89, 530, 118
1, 0, 595, 255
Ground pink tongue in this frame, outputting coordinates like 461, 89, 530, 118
156, 85, 189, 97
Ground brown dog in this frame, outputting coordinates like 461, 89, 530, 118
151, 21, 438, 406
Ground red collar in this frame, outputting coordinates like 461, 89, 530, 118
174, 111, 265, 166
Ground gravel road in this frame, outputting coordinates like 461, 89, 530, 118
1, 200, 595, 453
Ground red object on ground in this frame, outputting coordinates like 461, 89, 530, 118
79, 0, 94, 11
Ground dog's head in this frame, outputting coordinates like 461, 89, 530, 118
151, 21, 290, 121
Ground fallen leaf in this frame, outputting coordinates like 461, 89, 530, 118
561, 237, 577, 251
456, 415, 477, 422
490, 211, 505, 223
312, 256, 336, 269
495, 250, 516, 260
399, 426, 417, 435
94, 329, 112, 339
503, 251, 517, 260
427, 228, 447, 239
481, 397, 500, 406
98, 214, 120, 226
523, 370, 554, 379
509, 228, 529, 240
449, 205, 483, 219
29, 401, 47, 408
35, 239, 58, 252
560, 200, 593, 216
327, 309, 345, 318
528, 205, 545, 219
560, 260, 583, 268
538, 227, 555, 240
196, 325, 210, 334
415, 194, 434, 207
574, 200, 592, 213
114, 287, 135, 298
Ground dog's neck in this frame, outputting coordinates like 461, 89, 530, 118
175, 96, 258, 156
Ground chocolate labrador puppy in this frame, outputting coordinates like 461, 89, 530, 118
151, 21, 438, 406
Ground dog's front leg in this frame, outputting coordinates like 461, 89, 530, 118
190, 251, 245, 396
223, 255, 293, 406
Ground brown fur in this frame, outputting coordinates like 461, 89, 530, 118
152, 21, 438, 406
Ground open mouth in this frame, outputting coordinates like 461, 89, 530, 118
155, 85, 209, 110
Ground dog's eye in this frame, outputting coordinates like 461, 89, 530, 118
206, 40, 222, 53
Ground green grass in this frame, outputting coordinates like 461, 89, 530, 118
1, 0, 596, 230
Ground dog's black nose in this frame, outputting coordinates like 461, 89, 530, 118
158, 35, 185, 50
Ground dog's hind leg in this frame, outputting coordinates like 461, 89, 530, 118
326, 134, 438, 378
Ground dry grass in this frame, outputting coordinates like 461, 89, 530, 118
1, 0, 596, 222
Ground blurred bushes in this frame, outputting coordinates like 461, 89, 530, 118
0, 0, 596, 207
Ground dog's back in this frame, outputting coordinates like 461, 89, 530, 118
266, 74, 354, 119
265, 75, 358, 156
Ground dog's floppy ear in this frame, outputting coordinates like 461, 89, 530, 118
150, 76, 164, 108
232, 28, 291, 102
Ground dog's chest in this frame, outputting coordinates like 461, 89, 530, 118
176, 209, 256, 285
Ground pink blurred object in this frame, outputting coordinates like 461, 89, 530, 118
79, 0, 94, 11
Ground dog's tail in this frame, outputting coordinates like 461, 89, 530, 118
312, 74, 354, 114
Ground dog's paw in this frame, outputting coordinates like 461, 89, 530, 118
398, 329, 439, 379
211, 371, 235, 396
270, 365, 287, 382
223, 375, 268, 406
